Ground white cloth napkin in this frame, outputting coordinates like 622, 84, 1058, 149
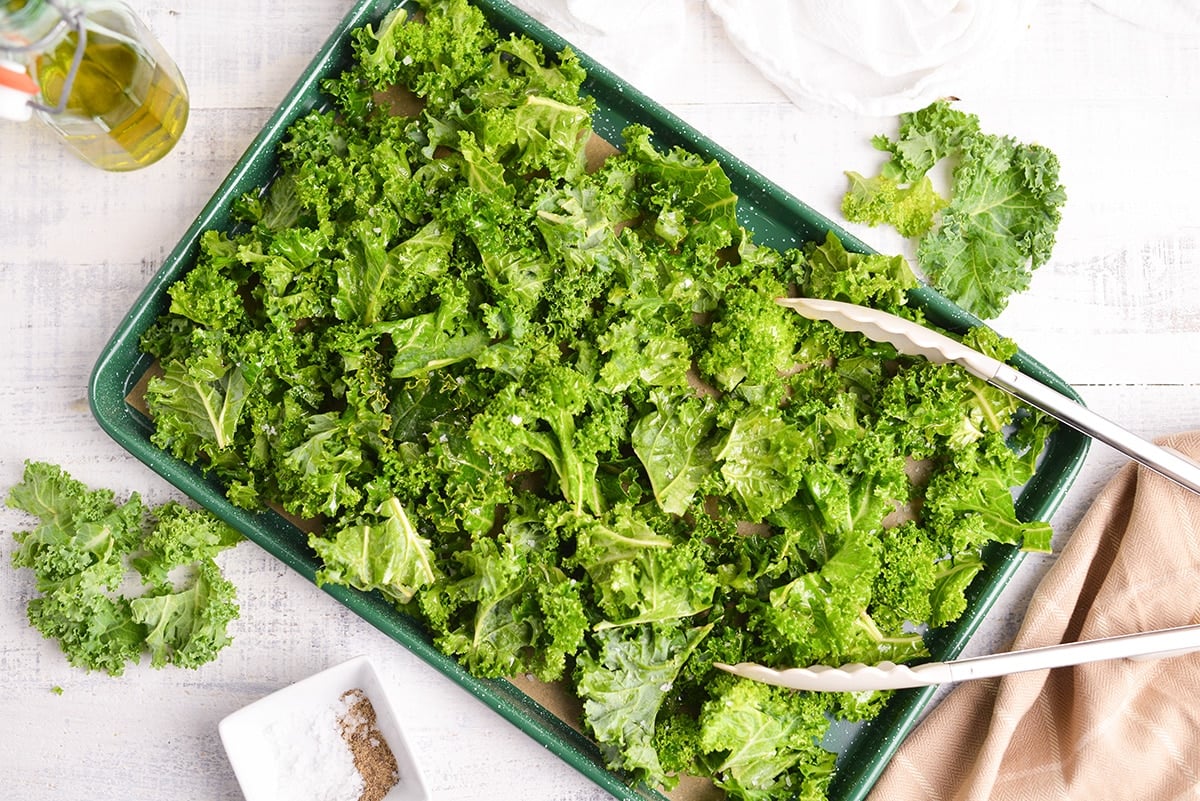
511, 1, 1200, 116
512, 0, 1038, 117
704, 0, 1038, 116
1089, 0, 1200, 33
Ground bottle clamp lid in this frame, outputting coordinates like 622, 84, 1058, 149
0, 59, 37, 122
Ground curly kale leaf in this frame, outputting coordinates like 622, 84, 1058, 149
132, 501, 242, 590
805, 230, 918, 310
9, 462, 143, 584
918, 135, 1066, 319
598, 317, 693, 395
331, 217, 454, 326
25, 564, 145, 675
747, 528, 923, 667
621, 124, 739, 254
922, 425, 1054, 555
712, 407, 810, 523
843, 99, 1066, 319
275, 408, 377, 521
165, 240, 248, 330
842, 171, 947, 238
310, 497, 442, 605
383, 302, 491, 381
565, 507, 718, 630
697, 277, 802, 406
130, 559, 240, 669
422, 506, 586, 681
576, 623, 712, 787
873, 99, 981, 183
145, 356, 254, 465
352, 1, 497, 110
470, 364, 627, 516
631, 391, 717, 516
698, 675, 836, 801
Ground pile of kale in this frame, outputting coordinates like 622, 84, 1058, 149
138, 2, 1055, 798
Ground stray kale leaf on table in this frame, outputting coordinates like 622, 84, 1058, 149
843, 99, 1067, 320
135, 1, 1056, 798
8, 461, 241, 675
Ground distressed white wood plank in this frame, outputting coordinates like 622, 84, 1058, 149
144, 1, 360, 111
2, 108, 286, 265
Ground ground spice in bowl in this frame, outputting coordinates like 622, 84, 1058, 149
338, 688, 400, 801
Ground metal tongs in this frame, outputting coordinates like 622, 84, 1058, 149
712, 298, 1200, 693
776, 297, 1200, 497
716, 624, 1200, 691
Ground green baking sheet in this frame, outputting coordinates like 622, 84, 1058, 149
87, 2, 1090, 799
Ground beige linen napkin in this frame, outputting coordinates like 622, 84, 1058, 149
870, 431, 1200, 801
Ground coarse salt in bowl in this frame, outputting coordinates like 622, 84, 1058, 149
219, 655, 430, 801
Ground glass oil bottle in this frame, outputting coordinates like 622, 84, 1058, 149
0, 0, 189, 171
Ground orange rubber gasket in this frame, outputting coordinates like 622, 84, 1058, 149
0, 64, 39, 95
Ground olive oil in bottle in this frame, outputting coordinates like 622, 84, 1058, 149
0, 0, 188, 171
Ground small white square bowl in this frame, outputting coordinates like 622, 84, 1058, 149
219, 655, 430, 801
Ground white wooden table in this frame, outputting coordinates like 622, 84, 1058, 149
2, 1, 1198, 798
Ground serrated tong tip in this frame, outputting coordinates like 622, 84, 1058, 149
714, 624, 1200, 693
